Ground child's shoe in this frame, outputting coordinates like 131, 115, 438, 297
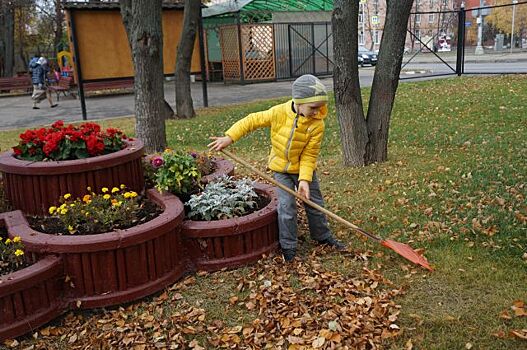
317, 236, 347, 251
282, 248, 296, 262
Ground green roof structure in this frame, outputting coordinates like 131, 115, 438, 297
203, 0, 333, 20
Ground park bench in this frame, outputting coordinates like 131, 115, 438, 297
83, 78, 134, 95
0, 76, 32, 94
48, 76, 76, 101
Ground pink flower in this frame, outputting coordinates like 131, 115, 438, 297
151, 156, 164, 169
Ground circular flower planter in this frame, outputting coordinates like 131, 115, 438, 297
4, 189, 189, 309
0, 255, 64, 342
0, 140, 145, 216
200, 158, 235, 184
1, 212, 64, 341
182, 183, 279, 272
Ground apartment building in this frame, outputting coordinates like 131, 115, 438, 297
359, 0, 458, 51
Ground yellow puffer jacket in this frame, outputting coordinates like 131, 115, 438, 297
225, 100, 327, 182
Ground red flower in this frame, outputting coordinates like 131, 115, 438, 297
13, 121, 127, 161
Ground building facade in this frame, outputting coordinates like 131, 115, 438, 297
359, 0, 458, 51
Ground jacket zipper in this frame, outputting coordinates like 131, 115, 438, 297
283, 115, 299, 172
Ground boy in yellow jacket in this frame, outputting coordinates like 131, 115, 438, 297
208, 74, 346, 261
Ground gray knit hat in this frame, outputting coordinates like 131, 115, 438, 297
292, 74, 328, 104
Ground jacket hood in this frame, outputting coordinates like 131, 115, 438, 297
289, 100, 328, 120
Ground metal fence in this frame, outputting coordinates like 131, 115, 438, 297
402, 1, 527, 80
273, 22, 333, 79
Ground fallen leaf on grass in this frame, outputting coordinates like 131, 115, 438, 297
510, 329, 527, 340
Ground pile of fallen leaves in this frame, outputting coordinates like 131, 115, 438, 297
5, 250, 403, 349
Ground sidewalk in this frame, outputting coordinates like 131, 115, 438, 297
406, 49, 527, 64
0, 76, 341, 131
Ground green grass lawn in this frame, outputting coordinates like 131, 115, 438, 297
2, 75, 526, 349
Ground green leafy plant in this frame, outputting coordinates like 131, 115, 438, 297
186, 176, 259, 221
155, 150, 201, 196
48, 185, 141, 235
0, 234, 26, 276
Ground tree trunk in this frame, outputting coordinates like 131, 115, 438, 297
0, 4, 15, 77
120, 0, 167, 153
332, 0, 368, 166
365, 0, 413, 164
174, 0, 200, 119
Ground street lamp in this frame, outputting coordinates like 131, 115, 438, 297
511, 0, 518, 54
475, 0, 485, 55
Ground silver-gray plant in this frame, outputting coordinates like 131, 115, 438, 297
186, 176, 259, 221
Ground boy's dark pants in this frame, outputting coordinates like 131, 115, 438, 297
273, 172, 332, 250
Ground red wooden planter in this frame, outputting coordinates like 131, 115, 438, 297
3, 189, 188, 309
200, 158, 235, 184
0, 139, 145, 216
182, 183, 279, 272
1, 213, 64, 341
0, 255, 64, 342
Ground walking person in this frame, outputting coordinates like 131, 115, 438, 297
30, 56, 58, 110
209, 74, 346, 262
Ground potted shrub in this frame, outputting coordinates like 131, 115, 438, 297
181, 176, 279, 272
0, 213, 64, 341
11, 186, 188, 309
0, 120, 145, 215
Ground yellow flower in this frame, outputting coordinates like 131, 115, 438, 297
60, 208, 68, 215
102, 187, 109, 193
5, 238, 12, 244
164, 148, 172, 153
124, 192, 131, 199
15, 249, 24, 256
13, 236, 21, 243
103, 194, 111, 200
70, 203, 75, 207
120, 184, 126, 189
49, 206, 57, 214
64, 193, 72, 200
0, 237, 2, 242
83, 194, 91, 203
67, 225, 75, 232
130, 191, 138, 198
111, 187, 119, 193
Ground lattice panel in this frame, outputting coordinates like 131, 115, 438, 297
241, 24, 275, 81
219, 25, 241, 81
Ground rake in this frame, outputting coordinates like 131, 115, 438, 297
220, 149, 433, 271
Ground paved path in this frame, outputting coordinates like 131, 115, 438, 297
0, 51, 525, 130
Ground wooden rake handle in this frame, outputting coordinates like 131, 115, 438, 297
220, 149, 381, 242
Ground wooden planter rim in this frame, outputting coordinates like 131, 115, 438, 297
0, 255, 62, 298
182, 183, 277, 237
4, 189, 184, 253
0, 139, 143, 175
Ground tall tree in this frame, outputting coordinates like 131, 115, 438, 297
0, 2, 15, 77
120, 0, 167, 152
174, 0, 200, 119
332, 0, 414, 166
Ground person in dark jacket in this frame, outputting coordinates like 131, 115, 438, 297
30, 56, 57, 110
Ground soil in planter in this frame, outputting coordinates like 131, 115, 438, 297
0, 227, 30, 276
26, 198, 163, 236
183, 193, 271, 220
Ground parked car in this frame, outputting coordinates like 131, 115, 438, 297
358, 46, 377, 66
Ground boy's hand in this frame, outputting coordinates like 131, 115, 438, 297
297, 180, 310, 200
208, 136, 233, 152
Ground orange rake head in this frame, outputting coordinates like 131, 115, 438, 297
381, 239, 434, 271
